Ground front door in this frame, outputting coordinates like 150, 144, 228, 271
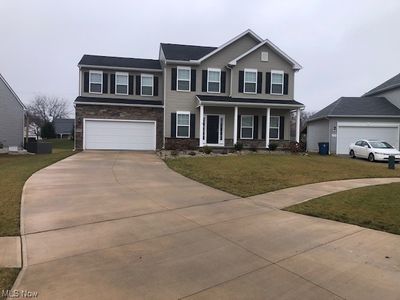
206, 115, 219, 144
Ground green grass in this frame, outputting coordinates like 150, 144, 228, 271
285, 183, 400, 235
166, 154, 400, 197
0, 268, 20, 299
0, 139, 74, 236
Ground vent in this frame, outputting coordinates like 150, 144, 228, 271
261, 52, 269, 62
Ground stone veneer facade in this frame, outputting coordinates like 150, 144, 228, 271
75, 104, 163, 150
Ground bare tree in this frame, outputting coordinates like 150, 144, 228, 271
27, 95, 70, 127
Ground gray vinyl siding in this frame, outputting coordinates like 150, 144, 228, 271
232, 44, 295, 100
80, 68, 164, 101
306, 119, 329, 153
371, 88, 400, 108
164, 34, 296, 138
0, 79, 24, 147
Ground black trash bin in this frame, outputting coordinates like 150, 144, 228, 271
318, 142, 329, 155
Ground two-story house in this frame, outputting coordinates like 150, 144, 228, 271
74, 29, 304, 151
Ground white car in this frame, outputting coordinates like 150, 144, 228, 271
349, 139, 400, 162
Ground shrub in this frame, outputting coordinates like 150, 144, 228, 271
249, 143, 258, 152
234, 143, 243, 151
188, 151, 196, 156
170, 150, 179, 156
40, 122, 56, 139
269, 143, 278, 151
221, 148, 228, 155
289, 141, 306, 153
203, 146, 213, 154
198, 147, 204, 153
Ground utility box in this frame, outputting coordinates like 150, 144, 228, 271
26, 142, 52, 154
388, 155, 396, 170
318, 142, 329, 155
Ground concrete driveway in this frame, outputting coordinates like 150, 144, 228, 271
14, 151, 400, 299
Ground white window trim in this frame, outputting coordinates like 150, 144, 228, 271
270, 70, 284, 95
115, 72, 129, 95
141, 74, 154, 96
176, 111, 191, 138
244, 68, 257, 94
270, 116, 280, 140
207, 68, 221, 93
240, 115, 254, 139
89, 70, 103, 94
177, 66, 191, 92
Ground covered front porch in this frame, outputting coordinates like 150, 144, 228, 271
196, 95, 304, 148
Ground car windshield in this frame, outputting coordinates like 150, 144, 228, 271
369, 141, 393, 149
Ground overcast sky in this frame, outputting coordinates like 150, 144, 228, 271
1, 0, 400, 116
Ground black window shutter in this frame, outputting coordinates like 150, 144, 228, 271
237, 115, 241, 139
171, 68, 177, 90
135, 76, 141, 95
279, 116, 285, 140
283, 73, 289, 95
154, 76, 159, 96
190, 114, 195, 138
221, 71, 226, 93
257, 72, 262, 94
265, 72, 271, 94
253, 116, 259, 139
110, 74, 115, 94
191, 70, 196, 92
261, 116, 266, 139
102, 73, 108, 93
128, 75, 134, 95
202, 70, 207, 92
83, 72, 89, 93
171, 113, 177, 138
238, 71, 244, 93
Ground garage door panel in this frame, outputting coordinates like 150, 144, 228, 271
337, 124, 399, 155
85, 120, 156, 150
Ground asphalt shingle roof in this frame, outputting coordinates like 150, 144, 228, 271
78, 55, 162, 70
160, 43, 217, 61
309, 97, 400, 121
197, 95, 304, 106
364, 72, 400, 96
53, 118, 74, 134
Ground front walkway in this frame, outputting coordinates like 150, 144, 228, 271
10, 152, 400, 299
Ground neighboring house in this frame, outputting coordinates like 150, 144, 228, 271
74, 29, 304, 151
53, 118, 74, 138
0, 73, 25, 148
307, 72, 400, 154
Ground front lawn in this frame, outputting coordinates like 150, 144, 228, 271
0, 139, 74, 236
166, 154, 400, 197
285, 183, 400, 235
0, 269, 20, 299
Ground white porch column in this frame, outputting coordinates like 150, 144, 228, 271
199, 105, 204, 147
233, 106, 238, 145
266, 107, 271, 148
296, 108, 301, 143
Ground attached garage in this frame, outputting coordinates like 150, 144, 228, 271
84, 119, 156, 150
336, 122, 400, 155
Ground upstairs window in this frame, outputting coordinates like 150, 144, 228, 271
176, 111, 190, 138
244, 69, 257, 94
241, 115, 254, 139
271, 70, 284, 95
270, 116, 280, 140
141, 74, 154, 96
115, 72, 128, 95
177, 67, 191, 91
89, 71, 102, 94
207, 68, 221, 93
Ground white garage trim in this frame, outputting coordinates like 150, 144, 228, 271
83, 118, 157, 150
336, 122, 400, 154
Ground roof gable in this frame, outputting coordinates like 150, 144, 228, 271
309, 96, 400, 121
363, 72, 400, 96
0, 73, 25, 109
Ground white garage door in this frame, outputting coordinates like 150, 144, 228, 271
337, 122, 399, 154
84, 119, 156, 150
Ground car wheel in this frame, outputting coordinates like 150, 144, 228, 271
368, 153, 375, 162
349, 150, 355, 158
